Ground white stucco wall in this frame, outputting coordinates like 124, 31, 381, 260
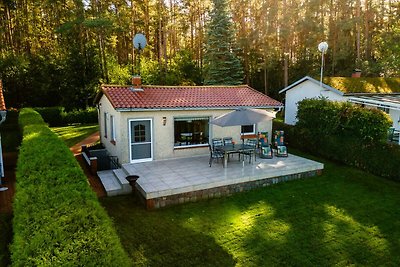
283, 80, 346, 125
99, 95, 274, 164
388, 109, 400, 130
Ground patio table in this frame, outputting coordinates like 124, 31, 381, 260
216, 144, 255, 168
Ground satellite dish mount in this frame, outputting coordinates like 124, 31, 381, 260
133, 33, 147, 76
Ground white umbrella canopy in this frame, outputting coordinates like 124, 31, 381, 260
210, 108, 276, 127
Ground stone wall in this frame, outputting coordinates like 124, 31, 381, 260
139, 169, 322, 210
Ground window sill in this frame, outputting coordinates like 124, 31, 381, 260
241, 134, 257, 139
174, 144, 208, 150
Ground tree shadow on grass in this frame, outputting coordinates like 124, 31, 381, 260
101, 163, 400, 266
235, 169, 400, 266
101, 194, 236, 267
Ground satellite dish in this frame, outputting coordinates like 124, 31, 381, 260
133, 33, 147, 50
318, 41, 328, 53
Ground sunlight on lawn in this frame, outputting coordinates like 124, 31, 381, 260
51, 124, 98, 147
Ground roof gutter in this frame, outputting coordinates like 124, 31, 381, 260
348, 97, 400, 111
115, 105, 283, 112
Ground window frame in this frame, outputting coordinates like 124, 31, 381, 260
103, 112, 108, 138
241, 124, 256, 135
110, 114, 116, 142
173, 116, 210, 148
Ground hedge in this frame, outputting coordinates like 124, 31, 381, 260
273, 121, 400, 182
11, 108, 130, 266
34, 107, 98, 127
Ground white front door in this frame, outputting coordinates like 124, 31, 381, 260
129, 119, 153, 163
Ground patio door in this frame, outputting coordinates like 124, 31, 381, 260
129, 119, 153, 163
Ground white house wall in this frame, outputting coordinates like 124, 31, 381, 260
99, 95, 273, 164
284, 80, 346, 125
388, 109, 400, 130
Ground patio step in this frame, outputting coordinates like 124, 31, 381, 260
97, 169, 132, 197
112, 168, 132, 195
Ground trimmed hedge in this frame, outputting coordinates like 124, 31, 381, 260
34, 107, 98, 126
12, 108, 130, 266
274, 110, 400, 182
297, 98, 391, 142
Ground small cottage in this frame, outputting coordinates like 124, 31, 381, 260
280, 76, 400, 128
95, 78, 283, 164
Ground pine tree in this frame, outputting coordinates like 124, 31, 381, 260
203, 0, 244, 85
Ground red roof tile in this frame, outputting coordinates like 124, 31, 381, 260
100, 85, 283, 110
0, 80, 6, 111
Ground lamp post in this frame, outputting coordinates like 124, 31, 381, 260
318, 41, 328, 88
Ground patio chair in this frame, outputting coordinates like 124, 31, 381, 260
273, 130, 288, 157
209, 144, 224, 167
223, 137, 237, 161
239, 138, 258, 164
223, 137, 233, 145
258, 132, 273, 159
212, 138, 223, 147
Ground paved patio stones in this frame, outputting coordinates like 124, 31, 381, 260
118, 154, 324, 209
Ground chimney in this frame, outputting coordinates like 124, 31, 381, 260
131, 75, 142, 90
352, 69, 362, 78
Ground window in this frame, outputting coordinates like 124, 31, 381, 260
174, 117, 209, 147
241, 124, 255, 135
134, 124, 146, 142
103, 112, 108, 138
110, 115, 116, 142
378, 107, 390, 114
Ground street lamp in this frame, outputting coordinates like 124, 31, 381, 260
318, 41, 328, 88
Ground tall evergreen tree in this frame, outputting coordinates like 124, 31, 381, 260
203, 0, 244, 85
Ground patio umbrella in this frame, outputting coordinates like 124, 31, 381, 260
210, 108, 276, 127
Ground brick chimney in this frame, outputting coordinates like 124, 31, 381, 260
131, 75, 142, 90
352, 69, 362, 78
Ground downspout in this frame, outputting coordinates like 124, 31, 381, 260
0, 110, 7, 191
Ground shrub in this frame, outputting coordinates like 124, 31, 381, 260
62, 107, 98, 125
34, 107, 63, 126
12, 108, 130, 266
274, 108, 400, 181
297, 98, 391, 142
34, 107, 98, 126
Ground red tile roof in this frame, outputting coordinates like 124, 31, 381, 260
0, 80, 6, 111
100, 85, 283, 110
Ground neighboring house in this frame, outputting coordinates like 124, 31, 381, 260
0, 80, 7, 178
279, 76, 400, 128
95, 78, 283, 164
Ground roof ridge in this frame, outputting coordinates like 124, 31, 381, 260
101, 84, 251, 88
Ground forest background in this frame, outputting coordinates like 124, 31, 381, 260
0, 0, 399, 110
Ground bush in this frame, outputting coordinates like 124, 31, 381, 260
297, 99, 391, 142
11, 108, 130, 266
34, 107, 98, 126
273, 108, 400, 181
0, 110, 22, 152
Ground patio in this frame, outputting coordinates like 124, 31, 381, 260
121, 154, 324, 209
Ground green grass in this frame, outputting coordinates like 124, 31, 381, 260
101, 153, 400, 266
51, 124, 99, 147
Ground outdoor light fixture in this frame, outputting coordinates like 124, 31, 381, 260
162, 117, 167, 126
318, 41, 329, 88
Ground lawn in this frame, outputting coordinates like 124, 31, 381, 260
51, 124, 99, 147
101, 154, 400, 266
